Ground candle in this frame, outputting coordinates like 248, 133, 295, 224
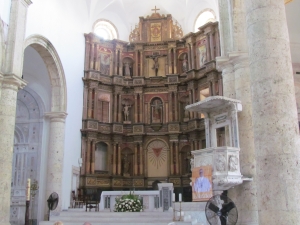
26, 178, 31, 201
179, 193, 182, 202
172, 193, 175, 202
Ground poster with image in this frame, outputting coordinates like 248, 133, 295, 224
192, 165, 213, 201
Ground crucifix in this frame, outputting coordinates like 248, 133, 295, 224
151, 6, 160, 14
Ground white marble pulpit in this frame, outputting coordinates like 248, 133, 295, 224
100, 190, 160, 211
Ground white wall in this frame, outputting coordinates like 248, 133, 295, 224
25, 0, 89, 210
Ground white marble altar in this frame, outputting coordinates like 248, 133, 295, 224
100, 191, 160, 212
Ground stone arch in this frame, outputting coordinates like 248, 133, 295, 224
24, 35, 67, 112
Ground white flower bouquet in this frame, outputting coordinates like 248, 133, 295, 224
114, 193, 143, 212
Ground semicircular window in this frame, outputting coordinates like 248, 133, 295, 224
93, 19, 118, 40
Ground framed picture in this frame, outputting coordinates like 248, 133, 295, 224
192, 165, 213, 201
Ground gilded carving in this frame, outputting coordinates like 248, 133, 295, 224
87, 121, 98, 130
86, 178, 97, 186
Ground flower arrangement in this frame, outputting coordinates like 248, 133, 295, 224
114, 192, 143, 212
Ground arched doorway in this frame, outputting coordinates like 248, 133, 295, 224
10, 35, 67, 224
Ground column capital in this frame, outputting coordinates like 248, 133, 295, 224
45, 112, 68, 122
1, 73, 27, 90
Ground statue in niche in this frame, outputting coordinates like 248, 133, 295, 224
124, 62, 132, 77
122, 154, 130, 176
100, 53, 110, 75
123, 104, 131, 121
182, 53, 188, 72
190, 157, 194, 170
184, 101, 190, 118
151, 99, 163, 123
186, 151, 192, 173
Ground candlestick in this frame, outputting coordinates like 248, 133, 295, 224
172, 193, 175, 202
26, 178, 31, 201
179, 193, 182, 202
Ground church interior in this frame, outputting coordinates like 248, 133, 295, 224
0, 0, 299, 225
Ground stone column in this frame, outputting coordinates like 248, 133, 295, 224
113, 144, 117, 175
218, 62, 235, 99
168, 49, 172, 74
206, 33, 211, 62
85, 139, 91, 174
169, 92, 173, 122
134, 144, 138, 175
117, 145, 121, 175
140, 144, 144, 175
170, 141, 174, 175
175, 142, 179, 175
113, 93, 117, 121
91, 140, 95, 174
246, 1, 300, 224
118, 50, 123, 75
45, 112, 67, 215
134, 94, 138, 123
209, 32, 215, 60
94, 44, 100, 71
80, 137, 87, 175
89, 43, 95, 70
118, 94, 122, 122
134, 50, 138, 76
0, 1, 31, 223
190, 44, 195, 69
87, 88, 93, 118
140, 51, 144, 76
0, 75, 26, 225
187, 44, 191, 71
173, 48, 177, 74
230, 56, 259, 225
174, 92, 178, 121
114, 49, 118, 74
84, 40, 91, 70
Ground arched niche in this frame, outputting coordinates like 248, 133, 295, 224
121, 148, 133, 177
178, 52, 188, 74
150, 97, 163, 124
122, 57, 134, 77
95, 142, 108, 171
180, 145, 192, 175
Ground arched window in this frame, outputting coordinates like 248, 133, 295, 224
194, 9, 216, 32
93, 19, 119, 40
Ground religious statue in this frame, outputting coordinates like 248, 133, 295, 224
190, 157, 194, 170
184, 102, 190, 118
152, 57, 159, 76
123, 154, 130, 176
186, 151, 192, 173
151, 99, 162, 123
124, 62, 131, 77
123, 104, 131, 121
182, 53, 188, 72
